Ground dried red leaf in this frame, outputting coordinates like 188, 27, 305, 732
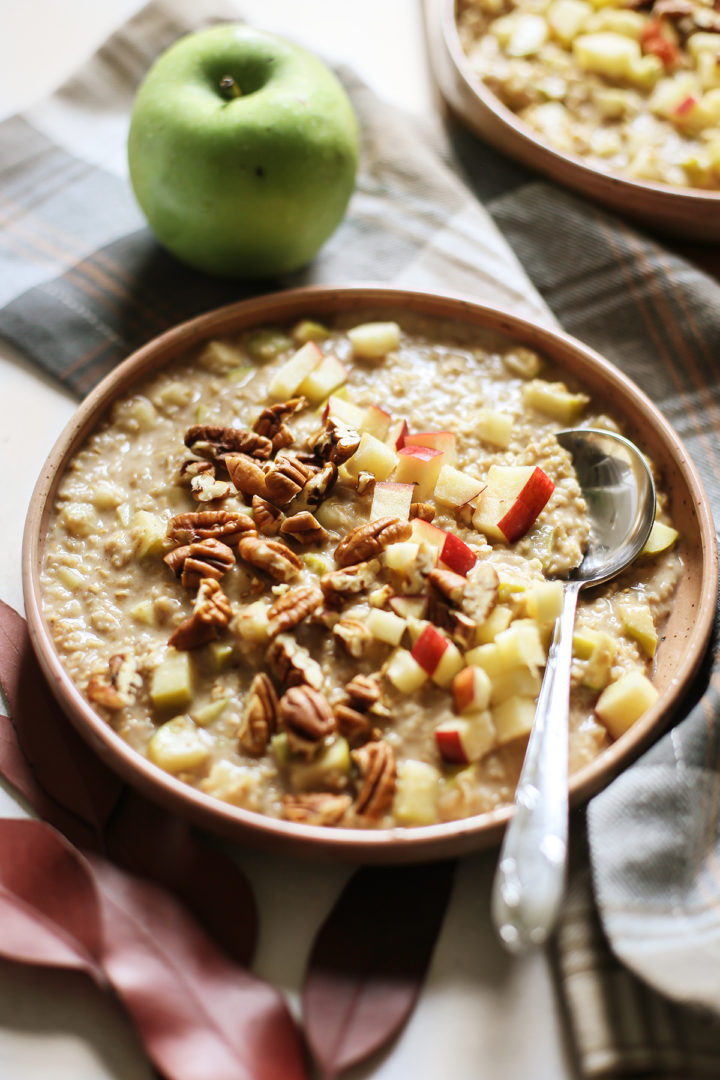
88, 856, 309, 1080
105, 788, 258, 967
0, 818, 104, 982
0, 600, 123, 840
303, 861, 456, 1078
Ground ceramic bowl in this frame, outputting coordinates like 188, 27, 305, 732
23, 285, 717, 862
424, 0, 720, 241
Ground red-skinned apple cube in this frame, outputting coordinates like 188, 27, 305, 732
361, 404, 393, 441
410, 517, 447, 561
433, 464, 486, 508
432, 640, 464, 687
439, 532, 477, 576
324, 394, 366, 428
472, 465, 554, 543
394, 445, 444, 501
435, 712, 495, 764
452, 665, 492, 714
370, 481, 414, 522
411, 624, 448, 675
404, 431, 457, 466
385, 417, 409, 450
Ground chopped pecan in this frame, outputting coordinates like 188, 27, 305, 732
333, 617, 374, 658
352, 740, 397, 820
179, 459, 214, 482
279, 511, 329, 546
281, 792, 352, 826
168, 578, 232, 650
225, 453, 270, 499
652, 0, 693, 15
409, 502, 436, 522
237, 535, 302, 582
334, 704, 379, 746
191, 471, 233, 502
334, 674, 387, 746
264, 455, 317, 506
252, 495, 285, 536
238, 672, 277, 755
320, 558, 380, 604
307, 417, 361, 466
185, 424, 272, 461
692, 6, 720, 31
428, 595, 477, 650
345, 673, 384, 710
87, 654, 140, 710
354, 472, 376, 496
164, 537, 235, 589
252, 396, 306, 451
428, 567, 467, 606
462, 562, 499, 625
266, 634, 324, 690
291, 461, 338, 511
278, 685, 335, 757
267, 584, 324, 637
168, 510, 256, 547
335, 517, 413, 568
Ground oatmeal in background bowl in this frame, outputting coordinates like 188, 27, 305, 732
37, 301, 683, 836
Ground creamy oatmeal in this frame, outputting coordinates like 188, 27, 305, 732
457, 0, 720, 189
41, 312, 680, 828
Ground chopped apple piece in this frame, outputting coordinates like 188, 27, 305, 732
389, 595, 428, 620
383, 541, 421, 572
370, 481, 414, 522
267, 341, 322, 399
641, 520, 679, 556
148, 716, 210, 774
207, 641, 235, 671
131, 510, 168, 557
492, 696, 536, 745
579, 630, 617, 691
435, 711, 496, 764
406, 617, 430, 645
464, 642, 507, 678
618, 600, 657, 657
291, 318, 330, 344
385, 417, 409, 449
394, 445, 444, 501
475, 604, 513, 645
439, 532, 477, 577
404, 431, 458, 466
191, 698, 228, 727
361, 404, 393, 441
290, 737, 351, 792
472, 464, 554, 542
411, 624, 450, 675
490, 667, 542, 706
394, 760, 440, 826
129, 599, 156, 625
527, 580, 564, 624
297, 353, 347, 403
233, 600, 270, 643
573, 31, 640, 79
348, 321, 401, 359
595, 671, 659, 738
411, 518, 447, 561
325, 394, 367, 428
476, 409, 514, 449
452, 665, 492, 714
495, 620, 546, 669
344, 432, 398, 481
433, 640, 465, 688
521, 379, 589, 423
150, 651, 193, 711
384, 648, 429, 693
367, 608, 407, 646
433, 464, 486, 509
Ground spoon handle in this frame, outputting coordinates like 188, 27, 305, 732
491, 579, 582, 952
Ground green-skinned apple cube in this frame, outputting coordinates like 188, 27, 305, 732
385, 648, 429, 693
289, 736, 351, 791
191, 698, 229, 726
147, 715, 209, 773
492, 696, 536, 744
150, 651, 193, 711
268, 341, 323, 399
641, 520, 679, 556
595, 671, 659, 738
393, 760, 440, 825
521, 379, 589, 423
347, 321, 401, 358
580, 630, 617, 691
618, 600, 658, 657
298, 353, 347, 403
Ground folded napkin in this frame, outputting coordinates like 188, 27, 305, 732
2, 1, 720, 1076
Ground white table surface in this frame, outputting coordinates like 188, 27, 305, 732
0, 3, 576, 1078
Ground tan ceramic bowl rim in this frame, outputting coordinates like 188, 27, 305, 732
442, 0, 720, 207
22, 284, 717, 862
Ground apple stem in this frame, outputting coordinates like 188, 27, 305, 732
219, 75, 242, 100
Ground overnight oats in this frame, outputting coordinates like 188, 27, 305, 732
40, 313, 681, 829
456, 0, 720, 188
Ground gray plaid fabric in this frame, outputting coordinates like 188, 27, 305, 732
3, 2, 720, 1075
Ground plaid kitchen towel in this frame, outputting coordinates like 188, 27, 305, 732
2, 0, 720, 1076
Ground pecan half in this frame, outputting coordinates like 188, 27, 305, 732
307, 417, 361, 466
225, 453, 270, 499
333, 617, 374, 658
252, 396, 306, 451
281, 792, 352, 826
239, 672, 277, 755
252, 495, 284, 536
267, 584, 323, 637
335, 517, 412, 568
185, 424, 272, 461
164, 537, 235, 589
280, 511, 329, 546
345, 673, 384, 710
320, 558, 380, 605
237, 535, 302, 582
409, 502, 436, 522
87, 654, 140, 710
266, 634, 324, 690
264, 455, 317, 506
278, 685, 335, 757
334, 704, 379, 746
462, 562, 499, 624
290, 461, 338, 512
168, 578, 232, 650
428, 567, 467, 606
168, 510, 256, 547
352, 741, 397, 820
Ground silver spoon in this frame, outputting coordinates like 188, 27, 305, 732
491, 427, 656, 953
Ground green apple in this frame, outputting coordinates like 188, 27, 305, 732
127, 24, 359, 278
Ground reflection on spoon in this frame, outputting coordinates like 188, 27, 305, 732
491, 428, 656, 953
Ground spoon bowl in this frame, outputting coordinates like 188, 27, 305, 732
491, 428, 656, 952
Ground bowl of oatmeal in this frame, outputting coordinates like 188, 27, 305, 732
23, 286, 716, 861
425, 0, 720, 238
